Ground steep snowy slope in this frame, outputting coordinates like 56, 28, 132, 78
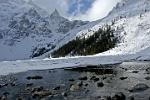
100, 0, 150, 55
0, 0, 88, 61
59, 0, 150, 57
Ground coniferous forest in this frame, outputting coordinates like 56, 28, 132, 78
52, 25, 119, 57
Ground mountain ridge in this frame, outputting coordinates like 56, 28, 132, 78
0, 0, 89, 61
1, 0, 150, 61
43, 0, 150, 59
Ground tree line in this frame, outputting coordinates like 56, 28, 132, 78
51, 25, 119, 58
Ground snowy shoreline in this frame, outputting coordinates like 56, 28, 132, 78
0, 53, 150, 76
0, 61, 150, 100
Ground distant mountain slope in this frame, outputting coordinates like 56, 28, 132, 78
51, 25, 119, 57
48, 0, 150, 58
98, 0, 150, 55
0, 0, 88, 61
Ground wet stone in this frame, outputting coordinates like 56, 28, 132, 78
53, 86, 60, 90
32, 91, 52, 99
90, 76, 99, 82
97, 82, 104, 87
105, 96, 112, 100
77, 81, 83, 87
129, 83, 149, 92
146, 67, 150, 72
11, 82, 16, 86
120, 77, 128, 80
93, 78, 99, 82
70, 81, 83, 92
145, 76, 150, 80
79, 76, 88, 80
84, 83, 88, 86
132, 71, 139, 73
112, 92, 126, 100
85, 89, 90, 94
4, 83, 8, 87
70, 84, 80, 91
0, 96, 7, 100
102, 77, 107, 80
3, 92, 9, 96
129, 96, 134, 100
90, 76, 96, 80
26, 83, 33, 87
31, 86, 44, 92
16, 97, 23, 100
0, 83, 8, 88
69, 78, 75, 82
61, 92, 68, 97
95, 96, 101, 99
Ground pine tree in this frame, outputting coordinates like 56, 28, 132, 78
51, 25, 119, 58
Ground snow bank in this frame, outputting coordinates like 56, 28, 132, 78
0, 55, 128, 75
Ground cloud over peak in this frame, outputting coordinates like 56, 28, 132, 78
32, 0, 120, 21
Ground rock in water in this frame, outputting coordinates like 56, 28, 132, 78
77, 81, 83, 87
32, 91, 52, 98
120, 77, 128, 80
112, 92, 126, 100
97, 82, 104, 87
145, 76, 150, 80
70, 85, 80, 91
129, 83, 149, 92
53, 86, 60, 90
79, 76, 88, 80
61, 92, 68, 97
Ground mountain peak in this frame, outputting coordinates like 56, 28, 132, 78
50, 9, 60, 17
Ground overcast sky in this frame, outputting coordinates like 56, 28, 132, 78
30, 0, 121, 21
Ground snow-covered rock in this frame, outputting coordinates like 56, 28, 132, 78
0, 0, 88, 61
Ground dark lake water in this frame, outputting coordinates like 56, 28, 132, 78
0, 61, 150, 100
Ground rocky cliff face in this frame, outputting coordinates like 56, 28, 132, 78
0, 0, 88, 61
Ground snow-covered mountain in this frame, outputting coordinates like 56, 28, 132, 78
1, 0, 150, 62
0, 0, 88, 61
100, 0, 150, 56
50, 0, 150, 59
2, 0, 150, 76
